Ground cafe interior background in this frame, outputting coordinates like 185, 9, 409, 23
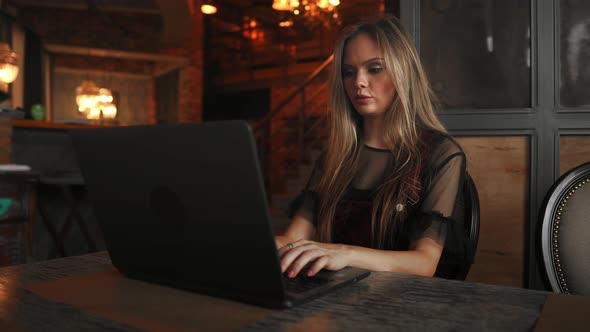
0, 0, 589, 292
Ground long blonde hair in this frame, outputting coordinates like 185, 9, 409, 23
316, 15, 446, 249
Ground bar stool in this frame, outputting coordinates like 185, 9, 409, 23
0, 167, 37, 266
36, 172, 97, 259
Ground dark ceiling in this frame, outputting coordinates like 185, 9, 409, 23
8, 0, 160, 12
6, 0, 369, 30
7, 0, 278, 21
7, 0, 285, 41
6, 0, 386, 50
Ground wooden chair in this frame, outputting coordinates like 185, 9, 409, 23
36, 172, 97, 259
454, 172, 480, 280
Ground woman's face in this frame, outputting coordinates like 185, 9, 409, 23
342, 33, 396, 119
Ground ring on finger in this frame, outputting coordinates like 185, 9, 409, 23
287, 243, 295, 249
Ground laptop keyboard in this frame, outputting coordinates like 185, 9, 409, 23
283, 272, 332, 294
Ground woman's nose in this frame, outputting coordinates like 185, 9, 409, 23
355, 73, 368, 88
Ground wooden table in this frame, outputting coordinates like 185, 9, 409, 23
0, 252, 577, 331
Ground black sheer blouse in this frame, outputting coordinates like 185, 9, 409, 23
288, 131, 469, 279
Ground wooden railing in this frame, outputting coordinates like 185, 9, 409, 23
252, 54, 334, 198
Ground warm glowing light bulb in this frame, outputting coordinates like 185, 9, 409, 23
97, 88, 113, 103
317, 0, 329, 9
272, 0, 291, 11
329, 0, 340, 6
0, 63, 18, 83
76, 96, 97, 112
0, 43, 18, 84
101, 103, 118, 119
75, 80, 99, 112
86, 107, 101, 120
279, 20, 294, 27
201, 4, 217, 14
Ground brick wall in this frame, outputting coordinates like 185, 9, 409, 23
15, 5, 203, 124
19, 8, 161, 52
158, 2, 204, 124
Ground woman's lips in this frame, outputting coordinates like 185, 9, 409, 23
355, 96, 372, 104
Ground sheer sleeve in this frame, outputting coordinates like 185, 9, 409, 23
408, 136, 468, 277
287, 156, 324, 224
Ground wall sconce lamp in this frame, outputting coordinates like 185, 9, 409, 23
0, 42, 18, 93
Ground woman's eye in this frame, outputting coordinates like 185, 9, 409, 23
342, 70, 354, 78
369, 66, 383, 74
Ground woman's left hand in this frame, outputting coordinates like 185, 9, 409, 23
278, 239, 351, 278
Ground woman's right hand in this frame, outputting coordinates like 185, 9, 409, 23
275, 235, 291, 249
274, 214, 316, 249
278, 239, 351, 277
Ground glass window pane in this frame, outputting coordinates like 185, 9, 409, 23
560, 1, 590, 108
420, 0, 531, 109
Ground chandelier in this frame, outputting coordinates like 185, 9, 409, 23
273, 0, 341, 29
273, 0, 340, 11
75, 81, 117, 120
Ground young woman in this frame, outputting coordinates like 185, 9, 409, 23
276, 15, 468, 279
